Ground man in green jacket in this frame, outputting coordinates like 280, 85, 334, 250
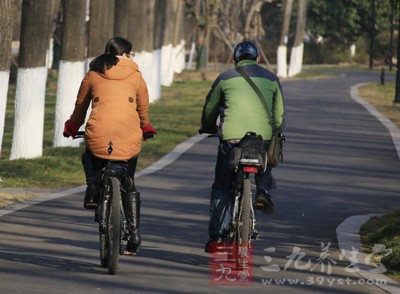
200, 41, 286, 252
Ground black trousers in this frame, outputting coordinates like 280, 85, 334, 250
81, 147, 138, 192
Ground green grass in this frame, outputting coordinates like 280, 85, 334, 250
360, 210, 400, 281
0, 70, 210, 188
358, 81, 400, 129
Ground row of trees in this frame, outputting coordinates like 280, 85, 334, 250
185, 0, 308, 77
0, 0, 186, 160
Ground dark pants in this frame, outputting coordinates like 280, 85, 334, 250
81, 148, 138, 192
209, 141, 277, 238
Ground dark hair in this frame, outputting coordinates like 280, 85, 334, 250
89, 37, 133, 73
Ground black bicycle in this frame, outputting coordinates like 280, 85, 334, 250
200, 130, 265, 267
73, 131, 154, 275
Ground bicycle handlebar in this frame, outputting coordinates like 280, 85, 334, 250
65, 131, 155, 140
198, 128, 217, 135
143, 132, 155, 139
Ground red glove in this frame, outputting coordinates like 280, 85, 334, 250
142, 124, 157, 141
63, 119, 81, 137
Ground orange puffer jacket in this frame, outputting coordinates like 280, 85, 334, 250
70, 57, 150, 160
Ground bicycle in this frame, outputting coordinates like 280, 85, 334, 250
200, 129, 266, 268
73, 131, 154, 275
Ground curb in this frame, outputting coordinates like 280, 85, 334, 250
135, 134, 206, 177
0, 185, 85, 218
336, 215, 400, 293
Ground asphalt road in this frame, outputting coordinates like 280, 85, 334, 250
1, 69, 399, 294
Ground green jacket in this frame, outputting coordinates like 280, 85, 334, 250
201, 60, 285, 141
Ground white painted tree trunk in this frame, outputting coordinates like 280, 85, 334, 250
288, 43, 304, 78
135, 50, 161, 102
53, 60, 85, 147
350, 43, 356, 58
173, 39, 185, 74
0, 71, 10, 155
276, 45, 288, 78
161, 43, 174, 86
187, 41, 196, 70
151, 48, 162, 102
46, 38, 54, 69
85, 56, 94, 73
10, 67, 48, 159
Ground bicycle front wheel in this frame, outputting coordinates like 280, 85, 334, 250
106, 177, 122, 275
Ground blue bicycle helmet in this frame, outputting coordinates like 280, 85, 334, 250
233, 41, 259, 62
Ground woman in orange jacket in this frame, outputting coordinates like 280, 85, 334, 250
64, 37, 157, 255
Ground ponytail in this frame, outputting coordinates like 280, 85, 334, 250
89, 53, 119, 73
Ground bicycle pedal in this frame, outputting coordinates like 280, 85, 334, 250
84, 201, 97, 209
123, 250, 137, 256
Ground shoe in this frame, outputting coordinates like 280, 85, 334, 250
255, 190, 274, 214
84, 184, 97, 209
251, 229, 259, 240
123, 241, 139, 256
204, 237, 227, 253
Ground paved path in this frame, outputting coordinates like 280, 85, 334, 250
1, 70, 399, 293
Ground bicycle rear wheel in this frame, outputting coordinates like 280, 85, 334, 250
99, 196, 107, 267
106, 177, 122, 275
238, 178, 252, 245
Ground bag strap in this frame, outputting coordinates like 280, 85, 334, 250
235, 66, 276, 131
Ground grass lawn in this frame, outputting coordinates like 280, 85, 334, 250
360, 210, 400, 282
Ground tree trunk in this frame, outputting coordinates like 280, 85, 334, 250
53, 0, 87, 147
45, 0, 61, 69
195, 0, 208, 71
87, 0, 115, 67
152, 0, 167, 100
277, 0, 293, 78
0, 0, 18, 155
142, 0, 157, 101
114, 0, 129, 38
128, 0, 144, 52
243, 0, 263, 39
10, 0, 57, 160
161, 0, 185, 82
128, 0, 159, 101
172, 0, 185, 75
288, 0, 307, 77
161, 0, 177, 86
